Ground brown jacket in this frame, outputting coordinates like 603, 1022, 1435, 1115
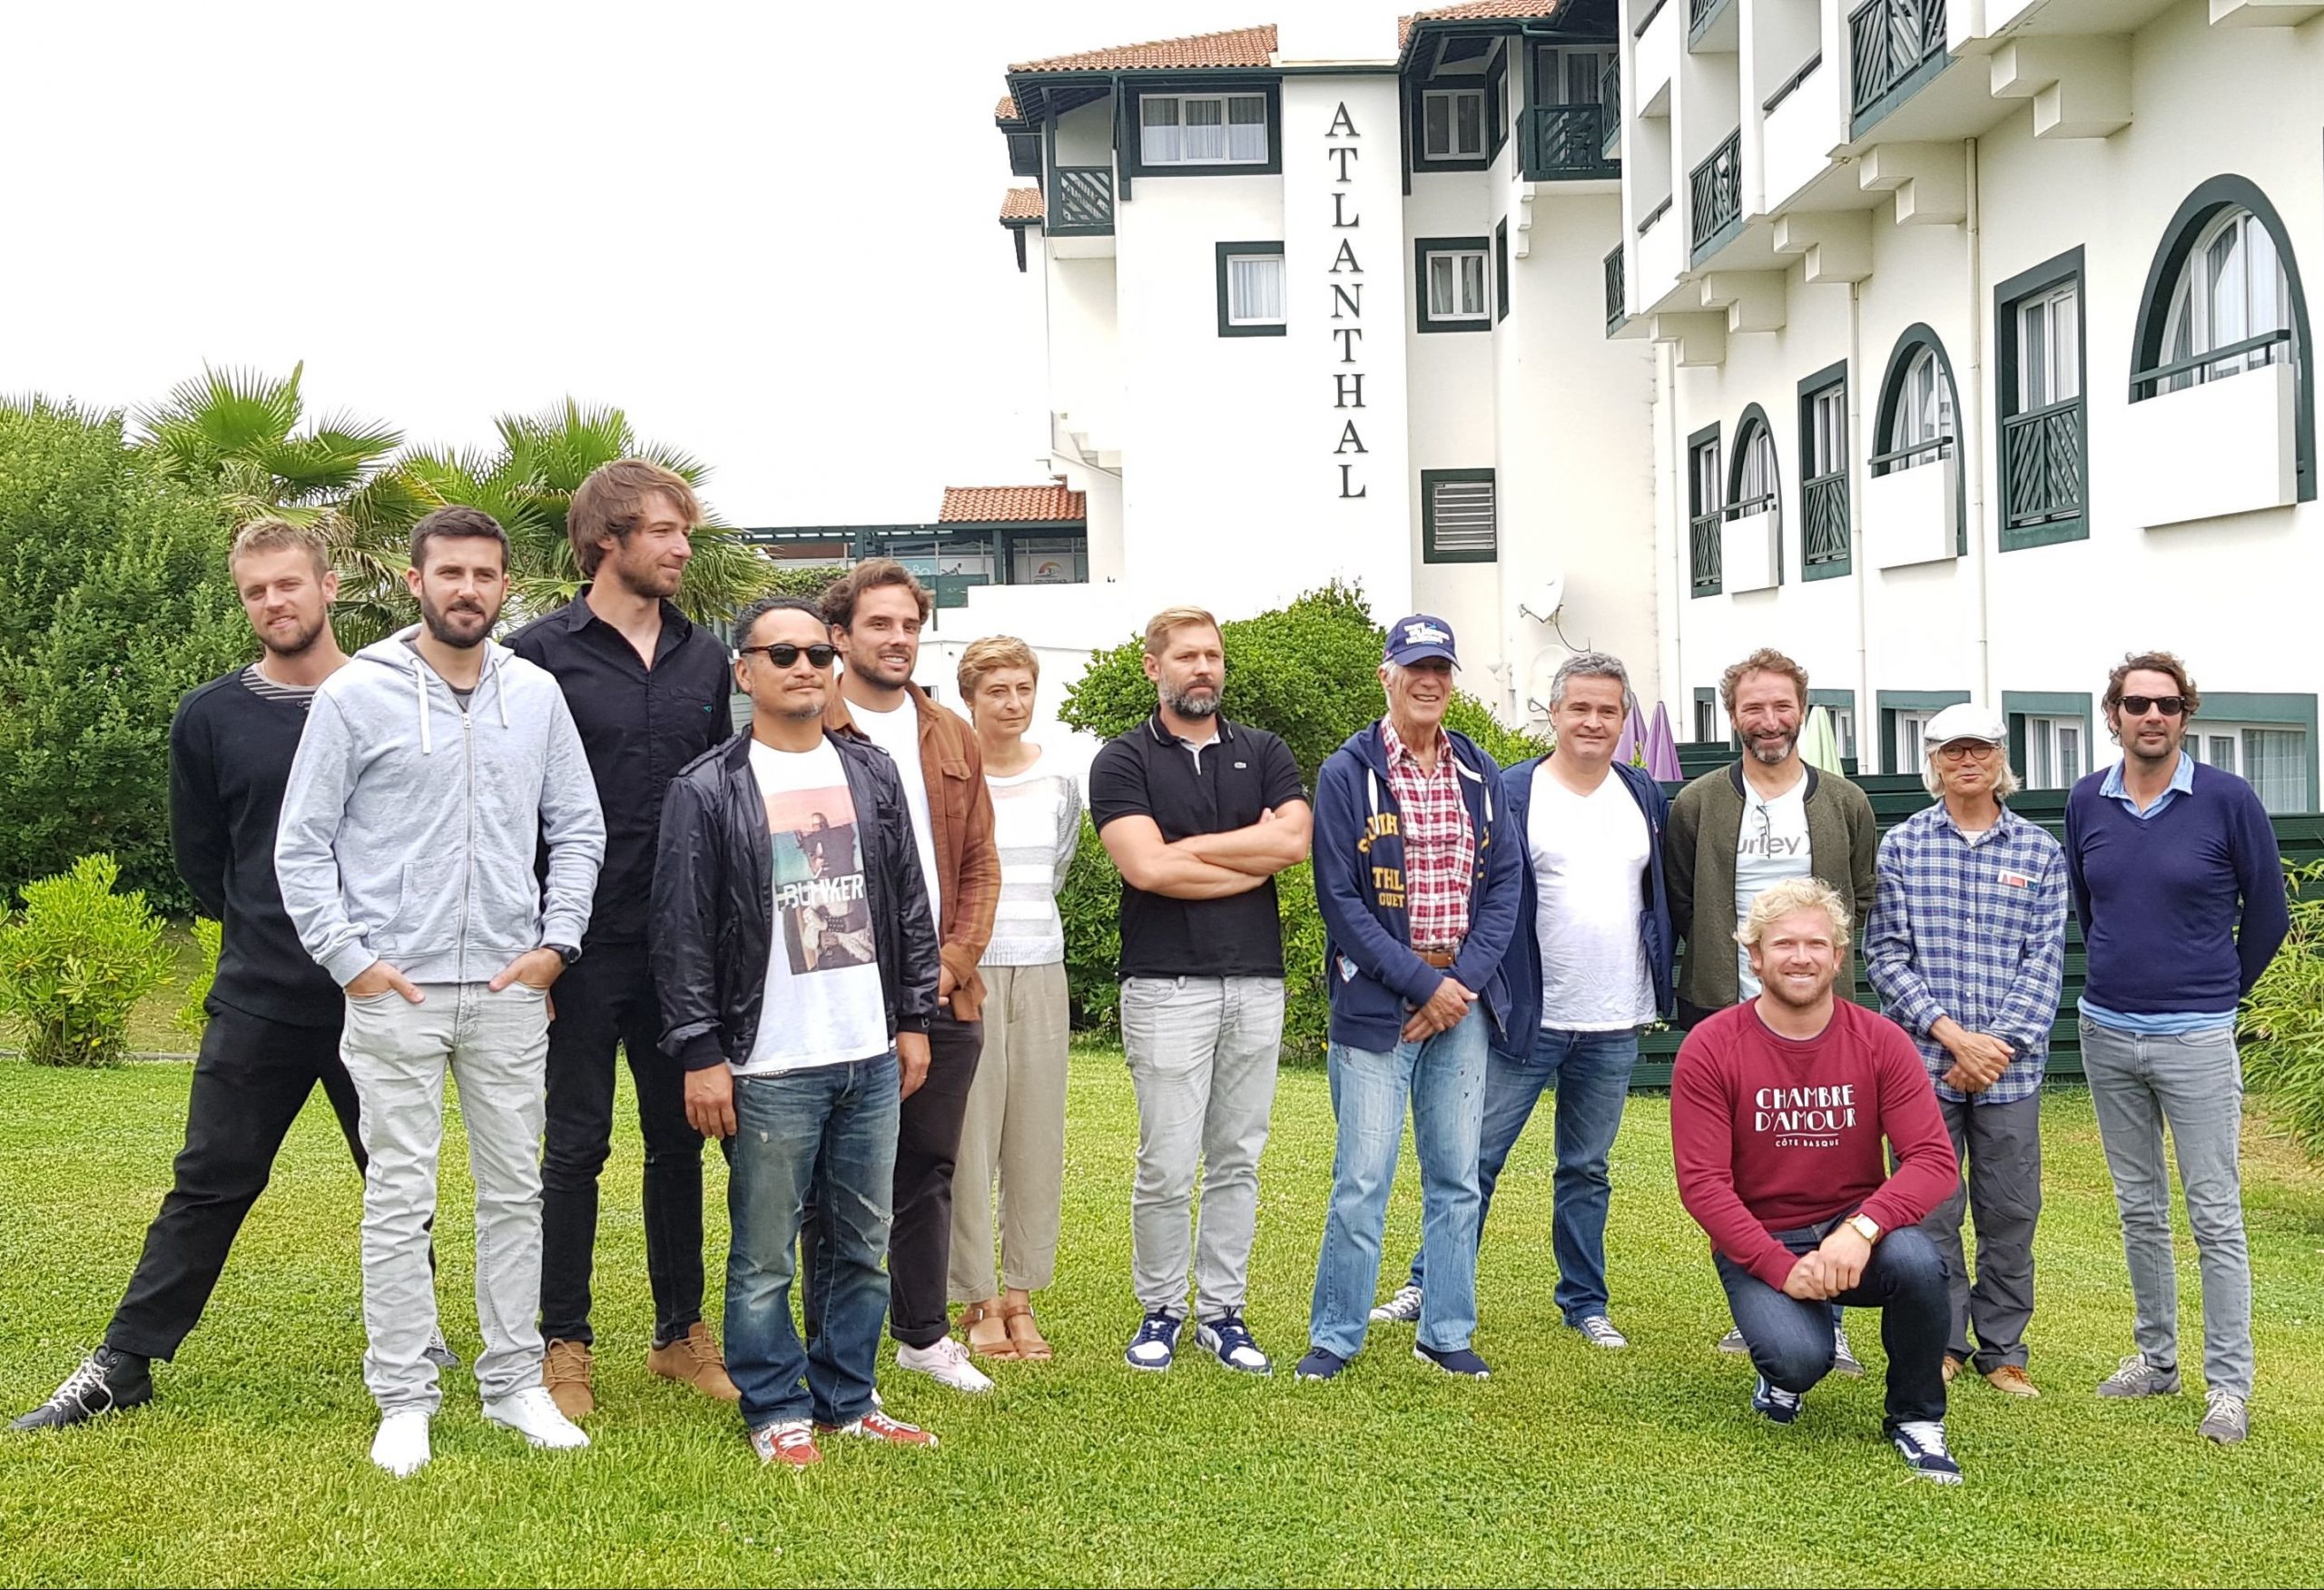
824, 682, 1001, 1020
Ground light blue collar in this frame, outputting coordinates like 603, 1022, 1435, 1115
2100, 751, 2194, 808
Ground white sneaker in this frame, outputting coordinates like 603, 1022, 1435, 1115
482, 1385, 590, 1450
895, 1336, 994, 1395
1369, 1284, 1424, 1324
370, 1409, 431, 1477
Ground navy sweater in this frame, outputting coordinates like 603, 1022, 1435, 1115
2063, 761, 2290, 1016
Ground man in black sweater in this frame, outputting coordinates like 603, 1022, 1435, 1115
12, 521, 453, 1431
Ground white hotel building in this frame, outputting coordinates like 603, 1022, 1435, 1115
907, 0, 2321, 805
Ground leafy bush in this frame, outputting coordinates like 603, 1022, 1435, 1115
2240, 859, 2324, 1160
1443, 693, 1552, 770
0, 400, 251, 913
0, 853, 174, 1067
1058, 815, 1123, 1035
176, 918, 223, 1038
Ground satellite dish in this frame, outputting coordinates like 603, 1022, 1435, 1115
1522, 648, 1563, 721
1518, 574, 1565, 624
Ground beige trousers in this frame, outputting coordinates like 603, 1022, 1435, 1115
947, 960, 1071, 1300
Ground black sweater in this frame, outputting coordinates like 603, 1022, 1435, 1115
169, 669, 343, 1028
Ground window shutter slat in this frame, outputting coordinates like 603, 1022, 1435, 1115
1431, 478, 1497, 555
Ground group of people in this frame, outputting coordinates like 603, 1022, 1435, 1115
7, 463, 2290, 1490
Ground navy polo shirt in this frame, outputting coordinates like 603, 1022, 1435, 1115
1088, 713, 1305, 979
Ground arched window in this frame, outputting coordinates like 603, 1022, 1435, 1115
1872, 324, 1966, 554
2132, 175, 2314, 503
1728, 409, 1780, 531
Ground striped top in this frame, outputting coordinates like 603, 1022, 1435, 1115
980, 757, 1084, 967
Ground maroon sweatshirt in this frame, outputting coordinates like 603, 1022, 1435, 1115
1671, 998, 1957, 1291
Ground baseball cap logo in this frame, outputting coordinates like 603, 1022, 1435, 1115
1403, 622, 1450, 646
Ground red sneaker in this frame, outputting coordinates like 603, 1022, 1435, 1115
749, 1419, 822, 1467
817, 1408, 939, 1448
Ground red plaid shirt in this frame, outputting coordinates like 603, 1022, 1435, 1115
1380, 721, 1474, 950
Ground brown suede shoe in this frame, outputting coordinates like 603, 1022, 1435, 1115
1984, 1364, 2041, 1398
543, 1338, 595, 1420
648, 1321, 741, 1402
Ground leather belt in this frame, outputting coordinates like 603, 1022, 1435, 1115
1416, 947, 1461, 968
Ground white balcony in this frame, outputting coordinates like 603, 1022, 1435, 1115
1760, 56, 1841, 213
1636, 195, 1684, 309
1866, 456, 1959, 568
2124, 358, 2300, 529
1720, 507, 1782, 592
1634, 0, 1679, 116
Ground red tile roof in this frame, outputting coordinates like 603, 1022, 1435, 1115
1398, 2, 1566, 47
940, 485, 1087, 524
1010, 25, 1276, 74
999, 187, 1043, 225
996, 95, 1019, 120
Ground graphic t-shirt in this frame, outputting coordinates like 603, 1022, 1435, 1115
1531, 770, 1656, 1031
850, 696, 942, 931
1733, 770, 1811, 999
736, 738, 891, 1075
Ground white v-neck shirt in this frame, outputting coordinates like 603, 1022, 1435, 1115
1530, 770, 1657, 1030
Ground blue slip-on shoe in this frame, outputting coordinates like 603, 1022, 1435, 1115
1413, 1342, 1491, 1379
1124, 1310, 1182, 1372
1751, 1376, 1805, 1424
1295, 1347, 1349, 1382
1196, 1315, 1273, 1376
1892, 1420, 1965, 1484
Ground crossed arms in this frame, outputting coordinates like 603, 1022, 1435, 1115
1098, 804, 1312, 898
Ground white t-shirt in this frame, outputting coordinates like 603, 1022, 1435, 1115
736, 738, 891, 1075
1733, 769, 1811, 999
849, 695, 942, 932
1531, 769, 1657, 1031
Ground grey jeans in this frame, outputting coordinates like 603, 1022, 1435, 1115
340, 982, 552, 1414
1120, 975, 1284, 1320
2080, 1016, 2253, 1400
1916, 1092, 2042, 1373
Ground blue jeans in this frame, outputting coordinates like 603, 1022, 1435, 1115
1309, 1006, 1487, 1359
724, 1052, 899, 1429
1715, 1222, 1950, 1434
1409, 1026, 1638, 1324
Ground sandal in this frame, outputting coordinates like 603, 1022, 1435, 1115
961, 1300, 1019, 1359
1001, 1300, 1052, 1362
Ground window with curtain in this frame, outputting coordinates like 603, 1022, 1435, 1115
1225, 252, 1284, 326
1732, 419, 1779, 530
1807, 385, 1846, 479
1139, 93, 1268, 165
2188, 721, 2309, 813
1886, 345, 1955, 468
1426, 249, 1490, 319
2156, 206, 2292, 392
2017, 280, 2082, 410
2024, 715, 2087, 789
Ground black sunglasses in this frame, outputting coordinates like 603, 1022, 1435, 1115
2120, 694, 2188, 718
740, 643, 837, 669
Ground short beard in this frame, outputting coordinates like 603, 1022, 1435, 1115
420, 598, 494, 649
1164, 683, 1219, 719
259, 615, 329, 660
1758, 970, 1833, 1009
778, 699, 824, 721
607, 544, 682, 600
1748, 730, 1799, 765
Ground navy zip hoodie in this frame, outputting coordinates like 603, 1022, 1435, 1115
1493, 757, 1678, 1054
1313, 721, 1524, 1052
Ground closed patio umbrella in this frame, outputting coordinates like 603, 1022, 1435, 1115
1801, 704, 1845, 775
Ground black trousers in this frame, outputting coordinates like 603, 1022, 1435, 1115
537, 941, 707, 1348
106, 1004, 365, 1361
803, 1013, 984, 1351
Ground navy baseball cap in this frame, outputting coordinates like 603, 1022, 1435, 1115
1384, 613, 1460, 668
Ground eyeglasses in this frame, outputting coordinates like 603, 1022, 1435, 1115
740, 643, 837, 669
2120, 694, 2188, 718
1935, 741, 1999, 761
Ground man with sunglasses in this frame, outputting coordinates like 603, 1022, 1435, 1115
653, 596, 941, 1467
2066, 653, 2287, 1444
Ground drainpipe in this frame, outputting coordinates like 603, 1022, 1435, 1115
1663, 337, 1684, 716
1962, 136, 1993, 705
1850, 277, 1870, 758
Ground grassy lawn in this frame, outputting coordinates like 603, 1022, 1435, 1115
3, 1045, 2322, 1588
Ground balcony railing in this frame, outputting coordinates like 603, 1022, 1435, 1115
1689, 512, 1723, 594
1689, 131, 1743, 260
1869, 434, 1954, 476
1524, 104, 1619, 180
1848, 0, 1946, 123
2001, 398, 2085, 529
1803, 473, 1849, 567
2132, 327, 2294, 399
1604, 245, 1626, 331
1049, 165, 1115, 235
1689, 0, 1733, 34
1600, 58, 1620, 154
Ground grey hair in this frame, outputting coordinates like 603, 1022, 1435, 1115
1921, 747, 2022, 800
1550, 651, 1630, 710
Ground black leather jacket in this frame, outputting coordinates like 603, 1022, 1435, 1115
653, 729, 940, 1071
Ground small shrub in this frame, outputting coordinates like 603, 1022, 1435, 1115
175, 917, 223, 1038
1059, 816, 1123, 1035
1443, 693, 1551, 770
2240, 859, 2324, 1161
0, 853, 174, 1067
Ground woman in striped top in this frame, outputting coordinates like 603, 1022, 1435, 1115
948, 636, 1084, 1362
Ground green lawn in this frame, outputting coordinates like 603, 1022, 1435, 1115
3, 1049, 2322, 1588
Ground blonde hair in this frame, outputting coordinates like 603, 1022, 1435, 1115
1143, 605, 1220, 656
957, 635, 1039, 701
1734, 877, 1853, 951
229, 518, 330, 579
1718, 647, 1809, 717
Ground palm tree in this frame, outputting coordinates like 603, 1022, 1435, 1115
134, 361, 404, 532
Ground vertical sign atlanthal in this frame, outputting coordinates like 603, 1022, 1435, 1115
1326, 101, 1367, 499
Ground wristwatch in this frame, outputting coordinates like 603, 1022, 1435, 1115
1845, 1213, 1882, 1244
547, 943, 583, 968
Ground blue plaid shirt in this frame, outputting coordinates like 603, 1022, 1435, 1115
1864, 801, 2069, 1104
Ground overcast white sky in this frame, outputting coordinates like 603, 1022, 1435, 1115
3, 0, 1369, 529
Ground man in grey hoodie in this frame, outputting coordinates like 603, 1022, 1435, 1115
276, 505, 606, 1477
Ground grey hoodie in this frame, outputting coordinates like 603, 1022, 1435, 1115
276, 627, 606, 987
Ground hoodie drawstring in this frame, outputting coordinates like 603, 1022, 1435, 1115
414, 662, 432, 755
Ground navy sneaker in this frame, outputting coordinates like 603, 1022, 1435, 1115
1125, 1310, 1181, 1372
1892, 1420, 1965, 1484
1295, 1347, 1349, 1382
1413, 1342, 1491, 1379
1196, 1315, 1272, 1375
11, 1348, 153, 1431
1751, 1376, 1805, 1424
